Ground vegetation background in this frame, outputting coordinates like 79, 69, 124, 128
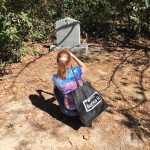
0, 0, 149, 74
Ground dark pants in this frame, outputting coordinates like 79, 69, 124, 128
53, 87, 78, 116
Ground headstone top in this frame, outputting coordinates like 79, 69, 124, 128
56, 17, 80, 25
56, 17, 80, 46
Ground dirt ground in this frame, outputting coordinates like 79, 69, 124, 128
0, 37, 150, 150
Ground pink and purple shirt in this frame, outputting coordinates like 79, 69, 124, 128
52, 66, 83, 110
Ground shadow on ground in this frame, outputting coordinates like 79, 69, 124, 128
82, 38, 150, 142
117, 108, 150, 142
29, 90, 82, 130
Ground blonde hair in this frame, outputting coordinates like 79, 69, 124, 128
57, 50, 71, 80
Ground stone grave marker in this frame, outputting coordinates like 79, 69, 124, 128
56, 17, 80, 46
50, 17, 88, 54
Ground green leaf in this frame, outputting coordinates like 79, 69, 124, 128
2, 20, 7, 27
7, 123, 14, 128
145, 0, 149, 8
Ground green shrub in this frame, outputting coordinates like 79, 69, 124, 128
0, 0, 149, 67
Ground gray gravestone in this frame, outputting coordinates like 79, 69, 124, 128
50, 17, 88, 54
56, 17, 80, 46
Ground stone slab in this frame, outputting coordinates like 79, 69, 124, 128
50, 44, 88, 54
56, 17, 80, 46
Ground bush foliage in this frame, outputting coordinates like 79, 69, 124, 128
0, 0, 149, 65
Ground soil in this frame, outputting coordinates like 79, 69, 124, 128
0, 37, 150, 150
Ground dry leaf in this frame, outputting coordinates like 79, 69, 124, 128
83, 135, 90, 140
